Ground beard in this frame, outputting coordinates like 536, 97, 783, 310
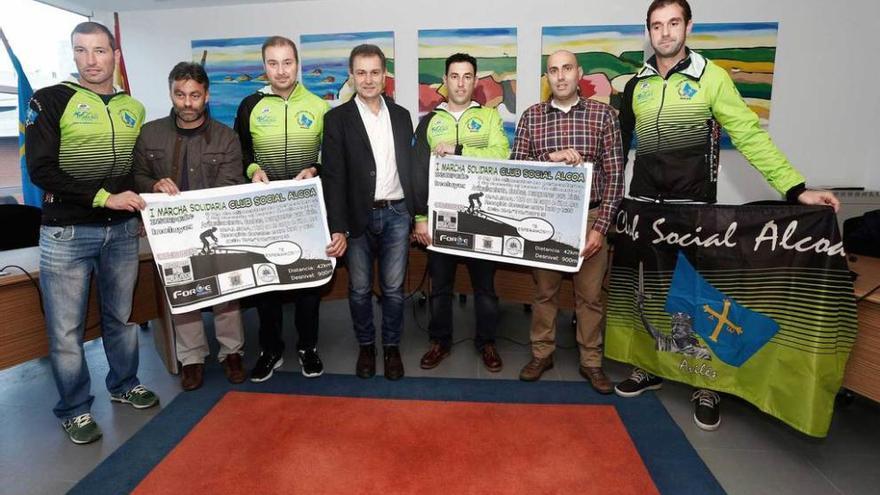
176, 108, 205, 124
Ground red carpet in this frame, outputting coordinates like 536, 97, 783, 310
133, 391, 658, 494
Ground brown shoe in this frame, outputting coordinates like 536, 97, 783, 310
579, 365, 613, 394
480, 343, 503, 372
223, 353, 246, 384
519, 355, 553, 382
180, 363, 204, 391
383, 346, 404, 381
419, 341, 450, 369
356, 344, 376, 379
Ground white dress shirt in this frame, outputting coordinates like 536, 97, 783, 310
354, 95, 405, 201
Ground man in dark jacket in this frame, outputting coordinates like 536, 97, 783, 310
321, 44, 416, 380
26, 22, 158, 446
133, 62, 246, 391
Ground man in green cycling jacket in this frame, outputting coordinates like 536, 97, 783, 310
25, 21, 159, 445
615, 0, 839, 432
412, 53, 510, 373
234, 36, 345, 383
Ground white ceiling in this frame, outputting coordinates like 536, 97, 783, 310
38, 0, 298, 16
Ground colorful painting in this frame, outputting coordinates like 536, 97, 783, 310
418, 28, 517, 144
541, 25, 645, 110
542, 22, 778, 148
688, 22, 779, 145
300, 31, 395, 107
191, 37, 268, 127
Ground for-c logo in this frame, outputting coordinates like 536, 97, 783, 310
172, 284, 213, 300
438, 233, 470, 247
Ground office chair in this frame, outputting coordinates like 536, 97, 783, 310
0, 204, 41, 250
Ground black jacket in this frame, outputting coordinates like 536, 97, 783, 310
321, 96, 418, 238
25, 82, 145, 226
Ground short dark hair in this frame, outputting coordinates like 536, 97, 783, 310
445, 53, 477, 75
168, 62, 209, 91
70, 22, 116, 50
646, 0, 692, 28
348, 44, 386, 72
261, 36, 299, 63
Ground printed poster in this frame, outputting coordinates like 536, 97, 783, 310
427, 155, 591, 272
141, 179, 335, 314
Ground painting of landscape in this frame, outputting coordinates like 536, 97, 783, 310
191, 36, 268, 127
300, 31, 395, 107
689, 22, 779, 145
418, 27, 517, 144
542, 22, 778, 147
541, 25, 645, 110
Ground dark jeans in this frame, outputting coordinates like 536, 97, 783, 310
346, 200, 411, 346
428, 251, 498, 350
254, 287, 321, 354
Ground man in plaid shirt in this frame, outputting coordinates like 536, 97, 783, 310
510, 50, 624, 394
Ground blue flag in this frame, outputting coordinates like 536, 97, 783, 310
665, 251, 780, 367
1, 29, 42, 207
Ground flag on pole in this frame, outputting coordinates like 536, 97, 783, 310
113, 12, 131, 93
0, 28, 42, 207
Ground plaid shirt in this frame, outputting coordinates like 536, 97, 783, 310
510, 97, 624, 235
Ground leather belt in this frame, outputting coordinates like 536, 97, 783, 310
372, 199, 403, 209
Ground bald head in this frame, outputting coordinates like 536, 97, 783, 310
546, 50, 583, 104
547, 50, 577, 70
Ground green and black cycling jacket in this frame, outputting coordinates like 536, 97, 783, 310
619, 50, 805, 203
25, 81, 145, 225
234, 83, 330, 181
412, 102, 510, 222
413, 102, 510, 161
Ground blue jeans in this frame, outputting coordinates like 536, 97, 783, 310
39, 217, 141, 420
346, 201, 411, 346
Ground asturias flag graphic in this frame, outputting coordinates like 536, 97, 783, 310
665, 251, 780, 367
0, 28, 42, 207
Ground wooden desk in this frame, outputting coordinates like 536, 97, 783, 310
0, 244, 166, 370
1, 245, 572, 371
317, 247, 578, 309
843, 255, 880, 402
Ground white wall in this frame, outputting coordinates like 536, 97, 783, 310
91, 0, 880, 204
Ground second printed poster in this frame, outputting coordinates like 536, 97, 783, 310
427, 155, 591, 272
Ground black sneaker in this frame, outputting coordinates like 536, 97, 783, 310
250, 352, 283, 383
614, 368, 663, 397
691, 389, 721, 431
298, 348, 324, 378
